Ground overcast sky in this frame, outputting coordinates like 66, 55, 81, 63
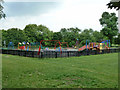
0, 0, 118, 32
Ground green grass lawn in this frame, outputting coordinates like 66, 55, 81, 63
0, 54, 2, 89
2, 53, 118, 88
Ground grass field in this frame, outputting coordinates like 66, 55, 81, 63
2, 53, 118, 88
0, 54, 2, 89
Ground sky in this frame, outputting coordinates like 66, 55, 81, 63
0, 0, 118, 32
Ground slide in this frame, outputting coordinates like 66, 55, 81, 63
105, 46, 110, 49
78, 45, 89, 51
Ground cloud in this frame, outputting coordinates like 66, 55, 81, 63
5, 0, 62, 2
0, 0, 118, 32
3, 2, 61, 17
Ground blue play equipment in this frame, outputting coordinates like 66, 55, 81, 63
56, 47, 62, 51
24, 42, 30, 51
8, 42, 14, 49
85, 40, 110, 51
86, 40, 90, 50
101, 40, 110, 47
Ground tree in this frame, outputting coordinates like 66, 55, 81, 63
2, 29, 7, 46
92, 31, 104, 42
114, 33, 120, 44
53, 32, 62, 41
37, 25, 53, 46
99, 12, 118, 45
60, 27, 81, 47
117, 33, 120, 44
79, 29, 93, 46
52, 32, 62, 46
0, 30, 2, 47
23, 24, 53, 46
24, 24, 38, 42
2, 28, 27, 46
0, 0, 5, 19
107, 1, 120, 10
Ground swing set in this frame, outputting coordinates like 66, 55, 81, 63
37, 40, 62, 55
54, 42, 69, 49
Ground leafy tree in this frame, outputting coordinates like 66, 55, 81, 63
0, 30, 2, 47
0, 0, 5, 19
37, 24, 53, 46
53, 32, 62, 41
2, 28, 27, 46
2, 29, 7, 47
24, 24, 38, 42
68, 27, 81, 40
114, 33, 120, 44
79, 29, 93, 46
78, 29, 105, 46
92, 31, 104, 42
60, 27, 81, 47
52, 32, 62, 47
99, 12, 118, 45
60, 28, 68, 42
117, 34, 120, 44
37, 25, 53, 40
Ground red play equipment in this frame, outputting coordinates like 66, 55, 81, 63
78, 45, 89, 51
19, 46, 25, 50
38, 40, 62, 55
54, 42, 69, 49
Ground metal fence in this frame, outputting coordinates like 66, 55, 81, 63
1, 48, 120, 58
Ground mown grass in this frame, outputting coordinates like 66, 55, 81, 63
0, 54, 2, 89
2, 53, 118, 88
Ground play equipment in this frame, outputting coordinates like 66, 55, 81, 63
25, 42, 30, 51
78, 40, 110, 51
78, 45, 89, 51
8, 42, 14, 49
18, 42, 30, 51
75, 39, 79, 49
101, 40, 110, 48
54, 42, 69, 50
18, 42, 25, 50
56, 47, 61, 51
38, 40, 62, 55
45, 47, 49, 50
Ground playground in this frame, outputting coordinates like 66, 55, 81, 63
2, 39, 118, 59
4, 39, 111, 53
2, 40, 118, 88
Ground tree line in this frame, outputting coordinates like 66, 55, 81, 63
1, 12, 120, 47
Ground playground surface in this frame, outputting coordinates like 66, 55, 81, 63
5, 40, 112, 53
2, 53, 118, 88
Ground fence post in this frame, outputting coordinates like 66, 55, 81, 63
0, 49, 2, 54
18, 50, 20, 56
32, 51, 34, 57
87, 50, 89, 55
41, 52, 43, 58
77, 51, 79, 56
55, 51, 57, 58
110, 49, 112, 53
67, 51, 69, 57
25, 51, 27, 57
23, 50, 25, 56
